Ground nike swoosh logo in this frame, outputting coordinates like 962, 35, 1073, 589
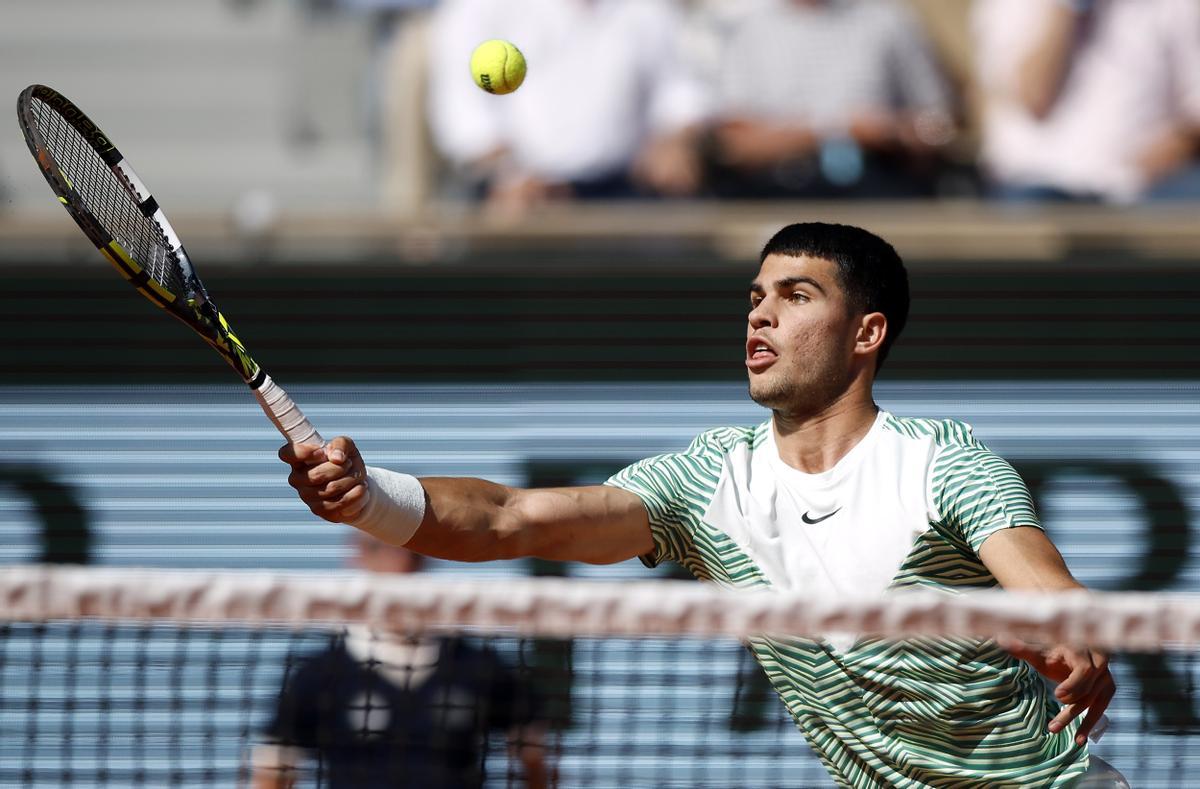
801, 508, 841, 525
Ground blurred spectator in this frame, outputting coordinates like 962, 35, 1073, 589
973, 0, 1200, 203
253, 535, 547, 789
702, 0, 957, 199
426, 0, 711, 215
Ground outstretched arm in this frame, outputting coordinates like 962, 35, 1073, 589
280, 436, 654, 565
1012, 1, 1085, 119
978, 526, 1115, 745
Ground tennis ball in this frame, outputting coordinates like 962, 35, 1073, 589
470, 40, 526, 95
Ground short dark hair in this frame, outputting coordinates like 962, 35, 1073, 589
759, 222, 910, 370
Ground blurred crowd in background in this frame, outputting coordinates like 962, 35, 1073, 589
356, 0, 1200, 215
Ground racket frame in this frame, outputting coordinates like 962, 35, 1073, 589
17, 84, 322, 445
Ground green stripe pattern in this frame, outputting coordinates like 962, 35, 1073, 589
606, 415, 1087, 788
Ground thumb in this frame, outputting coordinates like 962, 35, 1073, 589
324, 435, 358, 465
284, 441, 328, 466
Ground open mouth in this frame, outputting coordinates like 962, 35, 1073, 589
745, 338, 778, 371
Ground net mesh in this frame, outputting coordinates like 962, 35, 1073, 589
30, 96, 185, 297
2, 567, 1199, 788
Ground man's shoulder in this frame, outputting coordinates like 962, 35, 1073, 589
605, 424, 759, 497
880, 412, 985, 452
439, 637, 505, 668
682, 424, 763, 457
291, 636, 354, 671
275, 637, 357, 698
686, 424, 758, 448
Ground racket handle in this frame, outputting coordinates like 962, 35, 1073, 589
252, 372, 324, 446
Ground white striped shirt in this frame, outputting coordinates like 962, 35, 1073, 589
607, 411, 1088, 788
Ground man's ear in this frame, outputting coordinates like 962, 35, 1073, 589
855, 312, 887, 358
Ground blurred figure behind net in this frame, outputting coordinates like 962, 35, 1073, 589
426, 0, 712, 217
252, 534, 548, 789
700, 0, 958, 199
973, 0, 1200, 203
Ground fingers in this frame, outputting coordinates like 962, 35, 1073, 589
319, 467, 366, 500
324, 435, 359, 466
288, 460, 359, 489
278, 435, 361, 467
297, 481, 369, 523
1074, 678, 1116, 745
335, 484, 370, 521
1047, 702, 1079, 735
1048, 672, 1116, 743
1041, 648, 1116, 745
288, 460, 365, 501
279, 436, 368, 524
999, 638, 1063, 680
1054, 650, 1099, 704
278, 441, 326, 466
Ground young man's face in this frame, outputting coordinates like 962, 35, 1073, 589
746, 253, 863, 415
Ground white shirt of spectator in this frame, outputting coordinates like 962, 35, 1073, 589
974, 0, 1200, 202
428, 0, 711, 183
715, 0, 952, 136
343, 625, 441, 690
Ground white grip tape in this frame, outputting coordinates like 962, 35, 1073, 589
351, 466, 427, 546
253, 372, 324, 446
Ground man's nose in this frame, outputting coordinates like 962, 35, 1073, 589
748, 299, 774, 329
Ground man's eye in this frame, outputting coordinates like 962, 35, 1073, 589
789, 292, 809, 303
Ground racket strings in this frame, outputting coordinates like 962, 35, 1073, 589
31, 97, 187, 298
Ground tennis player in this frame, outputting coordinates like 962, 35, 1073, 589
281, 222, 1121, 787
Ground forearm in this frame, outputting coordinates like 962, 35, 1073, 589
510, 724, 550, 789
403, 479, 653, 565
520, 750, 549, 789
978, 526, 1084, 592
402, 476, 526, 562
250, 743, 301, 789
252, 770, 294, 789
282, 437, 651, 564
1015, 3, 1082, 118
1139, 124, 1200, 183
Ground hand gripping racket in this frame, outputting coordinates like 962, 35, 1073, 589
17, 84, 322, 446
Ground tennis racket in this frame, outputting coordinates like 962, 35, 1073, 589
17, 84, 322, 446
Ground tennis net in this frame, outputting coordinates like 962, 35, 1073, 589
2, 566, 1198, 787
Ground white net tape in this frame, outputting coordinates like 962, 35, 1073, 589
3, 565, 1200, 651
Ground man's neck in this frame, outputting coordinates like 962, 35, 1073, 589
771, 392, 879, 474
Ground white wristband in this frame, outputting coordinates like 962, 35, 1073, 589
349, 467, 427, 546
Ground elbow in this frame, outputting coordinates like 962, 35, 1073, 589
1013, 80, 1059, 121
1023, 96, 1056, 121
462, 505, 530, 562
447, 527, 522, 563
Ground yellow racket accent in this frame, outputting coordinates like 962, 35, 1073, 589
140, 278, 177, 304
216, 311, 257, 378
100, 245, 136, 281
104, 241, 142, 276
102, 240, 177, 304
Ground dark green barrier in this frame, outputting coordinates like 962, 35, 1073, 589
3, 259, 1197, 382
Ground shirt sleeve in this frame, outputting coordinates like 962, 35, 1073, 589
931, 442, 1042, 554
605, 431, 726, 568
261, 654, 321, 750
